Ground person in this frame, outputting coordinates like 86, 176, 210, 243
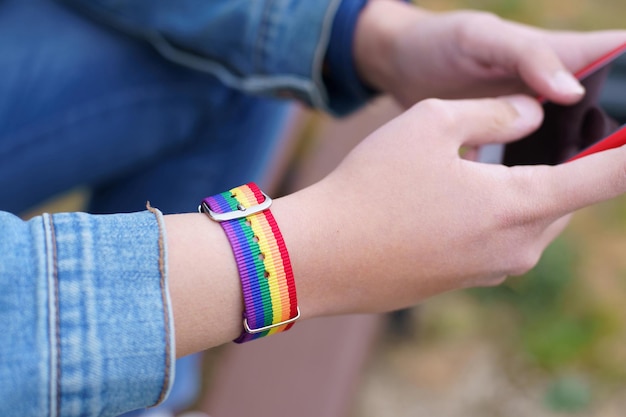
0, 0, 625, 416
1, 1, 296, 415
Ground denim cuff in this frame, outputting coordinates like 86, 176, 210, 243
54, 210, 174, 415
324, 0, 378, 116
0, 210, 175, 416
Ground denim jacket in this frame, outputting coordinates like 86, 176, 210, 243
59, 0, 373, 115
0, 1, 371, 416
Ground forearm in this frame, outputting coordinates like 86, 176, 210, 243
164, 210, 241, 356
166, 183, 363, 357
165, 190, 321, 357
166, 177, 464, 357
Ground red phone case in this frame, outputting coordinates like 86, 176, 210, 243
568, 125, 626, 161
567, 43, 626, 162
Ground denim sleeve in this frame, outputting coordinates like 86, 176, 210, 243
324, 0, 378, 115
57, 0, 367, 114
0, 209, 175, 417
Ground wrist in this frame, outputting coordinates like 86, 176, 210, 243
166, 212, 243, 356
354, 0, 430, 93
269, 188, 334, 320
166, 185, 335, 356
271, 179, 392, 319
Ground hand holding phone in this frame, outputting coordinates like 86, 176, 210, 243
482, 43, 626, 165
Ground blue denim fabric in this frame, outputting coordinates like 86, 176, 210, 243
0, 209, 174, 417
57, 0, 361, 113
0, 1, 294, 415
0, 0, 367, 415
325, 0, 379, 112
0, 0, 294, 215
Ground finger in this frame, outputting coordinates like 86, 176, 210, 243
530, 146, 626, 219
542, 30, 626, 73
440, 95, 544, 147
513, 40, 585, 105
508, 28, 626, 103
460, 17, 586, 104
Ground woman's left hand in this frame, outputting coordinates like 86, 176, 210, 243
354, 0, 626, 107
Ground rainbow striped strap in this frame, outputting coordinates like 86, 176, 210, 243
199, 183, 299, 343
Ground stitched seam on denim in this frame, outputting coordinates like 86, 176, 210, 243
44, 213, 62, 417
147, 204, 171, 406
53, 218, 61, 417
147, 32, 316, 96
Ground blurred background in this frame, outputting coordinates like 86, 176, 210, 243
352, 1, 626, 416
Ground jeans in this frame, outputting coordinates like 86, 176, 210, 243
0, 0, 292, 415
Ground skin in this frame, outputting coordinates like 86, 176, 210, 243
355, 0, 625, 106
166, 2, 626, 358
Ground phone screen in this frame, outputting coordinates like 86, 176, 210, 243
500, 49, 626, 166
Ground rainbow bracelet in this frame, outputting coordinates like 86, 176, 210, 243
199, 183, 299, 343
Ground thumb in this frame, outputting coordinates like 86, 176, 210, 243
515, 42, 586, 104
444, 95, 544, 148
469, 20, 586, 103
530, 145, 626, 219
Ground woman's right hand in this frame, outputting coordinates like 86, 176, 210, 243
278, 95, 626, 318
169, 94, 626, 354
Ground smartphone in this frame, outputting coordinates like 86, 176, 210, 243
480, 43, 626, 166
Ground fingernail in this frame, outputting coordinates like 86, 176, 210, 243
551, 70, 585, 96
504, 95, 542, 130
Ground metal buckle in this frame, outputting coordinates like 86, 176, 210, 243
243, 307, 301, 334
198, 192, 272, 222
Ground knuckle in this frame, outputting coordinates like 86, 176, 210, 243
489, 100, 520, 132
513, 36, 541, 57
414, 97, 448, 115
413, 98, 456, 127
471, 10, 501, 22
455, 11, 501, 48
509, 248, 542, 276
479, 274, 508, 288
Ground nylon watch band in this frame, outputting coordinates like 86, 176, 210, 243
199, 183, 299, 343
